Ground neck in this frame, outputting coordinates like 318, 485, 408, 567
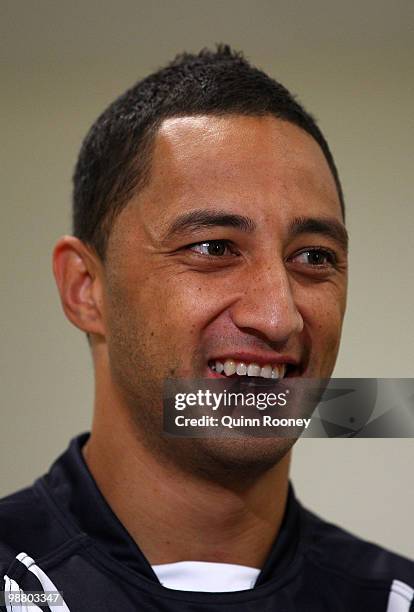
84, 352, 291, 569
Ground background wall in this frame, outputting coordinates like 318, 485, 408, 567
1, 0, 413, 557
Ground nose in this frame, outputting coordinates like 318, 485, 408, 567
229, 260, 304, 344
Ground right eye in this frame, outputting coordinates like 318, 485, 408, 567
188, 240, 235, 257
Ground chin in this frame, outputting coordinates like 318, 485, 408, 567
187, 436, 295, 483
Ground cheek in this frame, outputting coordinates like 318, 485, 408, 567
141, 272, 228, 329
106, 271, 220, 369
297, 287, 345, 352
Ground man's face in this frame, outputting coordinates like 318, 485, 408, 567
101, 115, 348, 469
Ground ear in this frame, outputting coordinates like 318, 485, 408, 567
52, 236, 106, 337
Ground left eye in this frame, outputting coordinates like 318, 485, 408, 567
291, 248, 336, 266
189, 240, 233, 257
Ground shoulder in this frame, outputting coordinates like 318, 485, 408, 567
0, 482, 70, 572
301, 504, 414, 585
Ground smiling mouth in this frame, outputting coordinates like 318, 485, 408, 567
207, 359, 299, 380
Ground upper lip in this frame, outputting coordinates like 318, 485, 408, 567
208, 352, 300, 368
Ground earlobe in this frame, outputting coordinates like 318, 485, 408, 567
52, 236, 105, 337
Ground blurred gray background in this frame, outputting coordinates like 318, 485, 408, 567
1, 1, 413, 557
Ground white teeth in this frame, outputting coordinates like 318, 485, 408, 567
271, 366, 280, 379
271, 364, 286, 379
223, 360, 236, 376
247, 363, 261, 377
236, 362, 247, 375
211, 359, 288, 379
260, 365, 272, 378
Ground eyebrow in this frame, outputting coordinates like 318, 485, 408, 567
289, 216, 349, 251
163, 209, 257, 239
163, 209, 348, 251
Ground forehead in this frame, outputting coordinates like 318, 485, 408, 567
142, 114, 342, 222
106, 114, 343, 260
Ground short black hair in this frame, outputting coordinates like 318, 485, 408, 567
73, 44, 345, 260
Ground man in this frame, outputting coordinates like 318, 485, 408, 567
0, 45, 413, 611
